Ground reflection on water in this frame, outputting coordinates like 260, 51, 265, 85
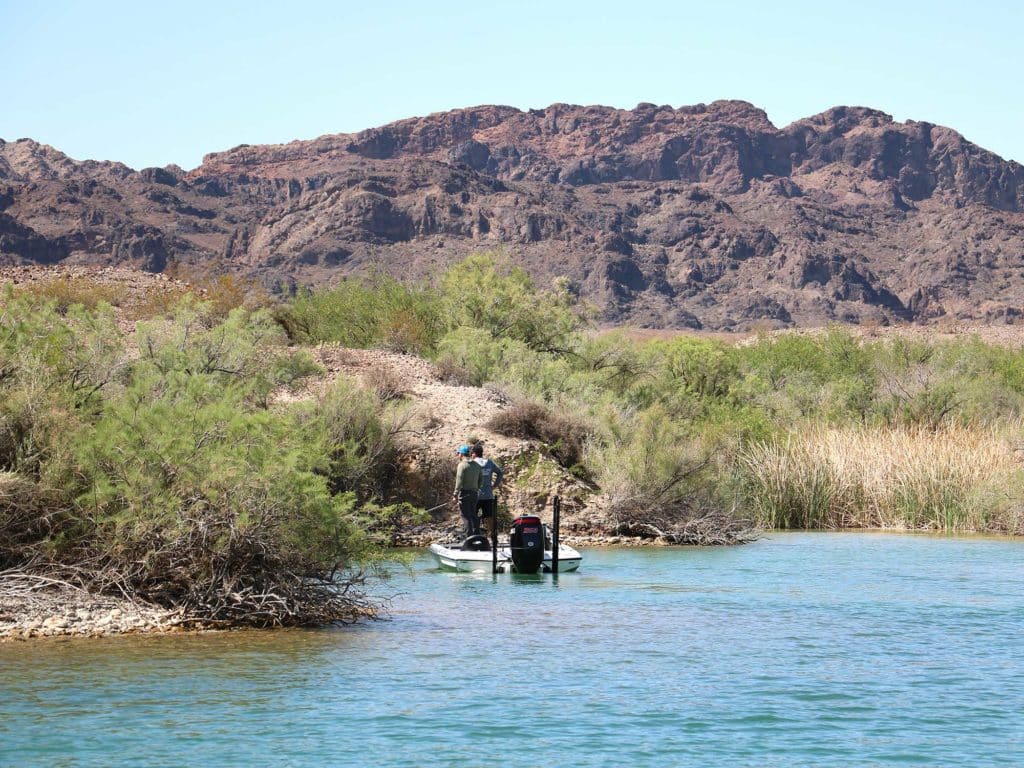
3, 533, 1024, 767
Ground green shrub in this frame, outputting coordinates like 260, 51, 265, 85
440, 254, 582, 353
435, 327, 523, 387
275, 273, 443, 352
298, 376, 409, 501
135, 302, 319, 406
0, 293, 121, 481
276, 253, 586, 358
73, 364, 376, 624
586, 404, 707, 519
584, 403, 754, 543
0, 291, 400, 623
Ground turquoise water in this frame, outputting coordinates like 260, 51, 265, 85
2, 532, 1024, 767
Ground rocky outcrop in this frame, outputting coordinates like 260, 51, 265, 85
2, 102, 1024, 329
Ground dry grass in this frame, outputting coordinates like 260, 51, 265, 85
164, 262, 273, 316
433, 356, 474, 386
741, 424, 1024, 533
486, 400, 590, 470
363, 365, 408, 402
18, 276, 127, 311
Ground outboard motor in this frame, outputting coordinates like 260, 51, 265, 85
509, 515, 545, 573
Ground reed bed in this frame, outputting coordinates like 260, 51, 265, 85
740, 424, 1024, 533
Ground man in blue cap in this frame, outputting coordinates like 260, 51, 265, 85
453, 444, 483, 537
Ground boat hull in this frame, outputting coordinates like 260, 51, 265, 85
428, 543, 582, 573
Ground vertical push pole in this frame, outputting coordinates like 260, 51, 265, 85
491, 492, 499, 574
552, 495, 560, 574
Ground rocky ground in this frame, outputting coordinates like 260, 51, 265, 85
280, 344, 612, 543
0, 263, 192, 300
0, 579, 183, 641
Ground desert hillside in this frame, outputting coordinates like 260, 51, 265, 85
3, 102, 1024, 329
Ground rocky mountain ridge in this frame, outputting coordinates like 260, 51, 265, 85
3, 101, 1024, 328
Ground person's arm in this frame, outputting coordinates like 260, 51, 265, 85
492, 460, 504, 490
454, 461, 465, 496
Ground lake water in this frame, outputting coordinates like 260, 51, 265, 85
2, 532, 1024, 767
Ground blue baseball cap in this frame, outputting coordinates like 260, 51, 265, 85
457, 444, 471, 455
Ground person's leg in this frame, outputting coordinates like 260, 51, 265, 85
460, 492, 479, 536
468, 493, 483, 534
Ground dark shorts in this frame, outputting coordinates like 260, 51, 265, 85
476, 498, 497, 518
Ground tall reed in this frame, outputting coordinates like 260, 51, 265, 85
739, 424, 1024, 533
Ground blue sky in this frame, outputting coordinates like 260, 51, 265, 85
2, 0, 1021, 170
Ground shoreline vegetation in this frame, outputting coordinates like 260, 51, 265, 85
3, 254, 1024, 638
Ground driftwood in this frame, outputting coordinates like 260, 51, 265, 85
601, 454, 759, 545
0, 476, 383, 627
613, 505, 759, 545
0, 557, 378, 629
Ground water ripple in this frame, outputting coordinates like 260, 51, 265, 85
3, 533, 1024, 766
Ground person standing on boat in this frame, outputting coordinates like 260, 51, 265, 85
453, 444, 483, 537
471, 443, 503, 524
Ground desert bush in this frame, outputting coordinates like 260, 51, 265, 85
0, 472, 67, 567
584, 404, 755, 543
0, 293, 123, 482
586, 404, 701, 516
654, 336, 740, 399
380, 307, 437, 354
435, 326, 513, 386
17, 276, 127, 312
276, 253, 586, 358
440, 254, 583, 353
124, 284, 194, 320
363, 364, 407, 402
574, 332, 652, 398
0, 293, 401, 623
432, 355, 474, 386
72, 368, 381, 624
165, 261, 273, 317
435, 326, 587, 401
298, 376, 411, 501
275, 274, 443, 352
134, 302, 318, 407
65, 317, 406, 624
486, 400, 591, 471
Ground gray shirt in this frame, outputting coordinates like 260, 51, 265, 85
474, 457, 503, 500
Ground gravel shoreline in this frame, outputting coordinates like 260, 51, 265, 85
0, 585, 185, 642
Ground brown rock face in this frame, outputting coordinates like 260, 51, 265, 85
3, 101, 1024, 329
